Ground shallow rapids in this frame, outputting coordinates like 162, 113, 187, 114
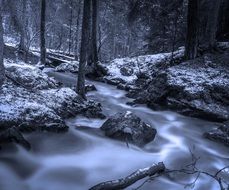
0, 71, 228, 190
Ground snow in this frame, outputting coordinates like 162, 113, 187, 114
4, 59, 58, 90
0, 81, 62, 128
104, 47, 184, 84
0, 59, 100, 131
55, 61, 79, 73
3, 36, 19, 48
167, 57, 229, 95
164, 53, 229, 120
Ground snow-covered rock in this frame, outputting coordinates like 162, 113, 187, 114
55, 61, 79, 73
101, 111, 157, 146
104, 47, 184, 85
0, 59, 104, 133
128, 52, 229, 121
4, 59, 58, 90
204, 121, 229, 147
0, 82, 65, 131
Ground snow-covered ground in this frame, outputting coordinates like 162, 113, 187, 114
55, 61, 79, 73
5, 59, 58, 90
0, 59, 102, 132
104, 47, 184, 84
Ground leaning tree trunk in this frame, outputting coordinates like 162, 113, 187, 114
0, 1, 5, 87
185, 0, 199, 60
40, 0, 46, 65
77, 0, 91, 99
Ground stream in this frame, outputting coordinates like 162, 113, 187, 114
0, 70, 228, 190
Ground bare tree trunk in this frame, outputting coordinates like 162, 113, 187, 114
19, 0, 27, 52
204, 0, 221, 50
74, 3, 81, 60
40, 0, 46, 65
91, 0, 99, 65
185, 0, 199, 60
171, 8, 180, 63
0, 1, 5, 88
68, 0, 73, 55
77, 0, 91, 99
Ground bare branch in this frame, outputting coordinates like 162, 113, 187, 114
89, 162, 165, 190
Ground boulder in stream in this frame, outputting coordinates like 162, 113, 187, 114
101, 111, 156, 146
204, 121, 229, 147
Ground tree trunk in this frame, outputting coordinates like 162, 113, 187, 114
19, 0, 27, 52
68, 0, 73, 55
77, 0, 91, 99
217, 0, 229, 40
0, 1, 5, 88
204, 0, 221, 50
40, 0, 46, 65
74, 5, 81, 60
185, 0, 199, 60
91, 0, 99, 65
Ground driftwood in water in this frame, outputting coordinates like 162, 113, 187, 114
90, 162, 165, 190
0, 127, 31, 149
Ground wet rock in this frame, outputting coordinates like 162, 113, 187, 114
83, 100, 106, 119
120, 67, 134, 76
126, 101, 136, 106
204, 121, 229, 147
103, 77, 126, 86
0, 127, 31, 149
85, 84, 97, 93
100, 111, 156, 146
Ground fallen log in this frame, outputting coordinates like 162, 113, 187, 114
89, 162, 165, 190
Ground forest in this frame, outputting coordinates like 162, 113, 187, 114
0, 0, 229, 189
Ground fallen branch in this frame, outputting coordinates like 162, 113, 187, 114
90, 149, 229, 190
89, 162, 165, 190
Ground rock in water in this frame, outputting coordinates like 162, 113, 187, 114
0, 127, 31, 149
204, 121, 229, 147
85, 84, 97, 93
100, 111, 156, 146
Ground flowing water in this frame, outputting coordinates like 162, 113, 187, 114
0, 71, 228, 190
